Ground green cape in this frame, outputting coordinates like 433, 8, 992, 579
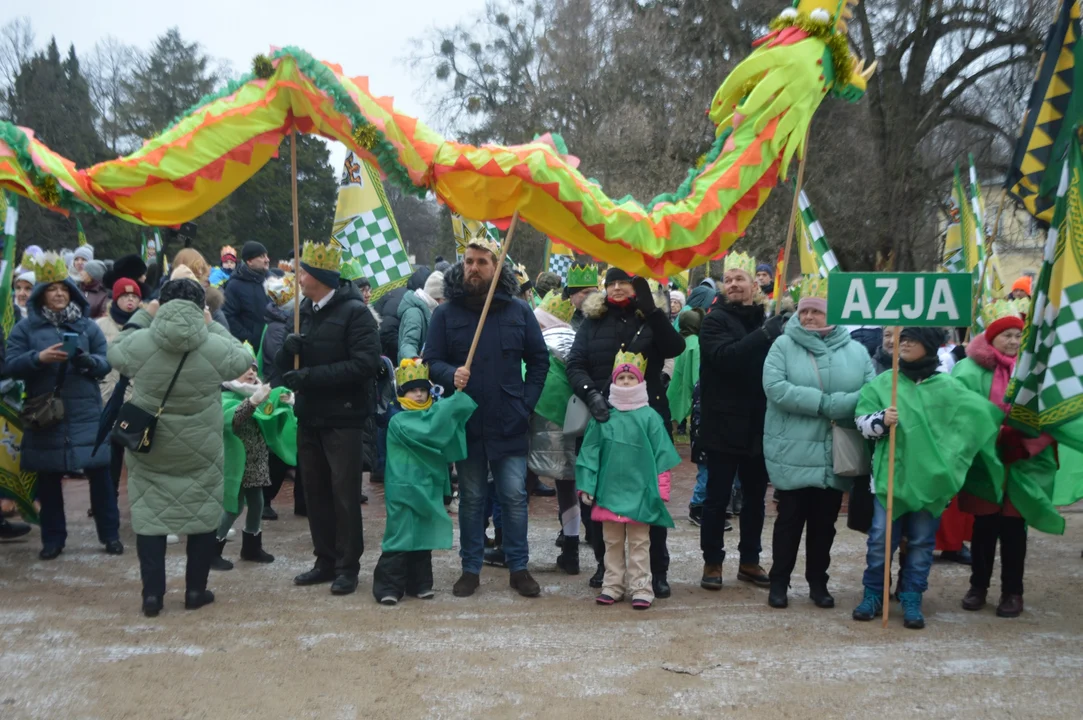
1055, 445, 1083, 507
222, 388, 297, 514
575, 406, 681, 528
666, 333, 700, 423
856, 372, 1000, 520
533, 355, 574, 427
383, 392, 477, 552
952, 358, 1065, 534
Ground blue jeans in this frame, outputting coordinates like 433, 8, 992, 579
37, 468, 120, 548
862, 498, 940, 594
690, 463, 708, 506
458, 449, 528, 573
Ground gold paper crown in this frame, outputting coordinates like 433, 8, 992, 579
23, 251, 68, 284
221, 245, 237, 260
241, 341, 257, 361
265, 274, 296, 307
395, 357, 430, 387
613, 351, 648, 376
566, 263, 598, 288
464, 222, 502, 256
800, 275, 828, 300
982, 299, 1026, 327
300, 240, 343, 273
724, 251, 757, 277
538, 290, 574, 323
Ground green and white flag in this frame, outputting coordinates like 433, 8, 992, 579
1006, 136, 1083, 455
797, 190, 840, 277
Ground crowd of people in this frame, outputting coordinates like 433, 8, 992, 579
0, 235, 1074, 628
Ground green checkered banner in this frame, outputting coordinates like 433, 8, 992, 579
333, 208, 413, 288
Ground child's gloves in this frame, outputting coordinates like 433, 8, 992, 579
251, 383, 271, 405
280, 391, 294, 407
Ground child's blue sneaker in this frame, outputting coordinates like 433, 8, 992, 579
852, 587, 883, 621
899, 592, 925, 629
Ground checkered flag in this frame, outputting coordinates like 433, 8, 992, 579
942, 247, 965, 275
333, 208, 412, 289
1006, 138, 1083, 448
549, 253, 573, 281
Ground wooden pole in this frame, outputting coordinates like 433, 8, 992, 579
882, 325, 902, 628
780, 128, 813, 292
290, 130, 301, 370
464, 211, 520, 372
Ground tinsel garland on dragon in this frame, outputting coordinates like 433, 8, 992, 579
0, 0, 874, 278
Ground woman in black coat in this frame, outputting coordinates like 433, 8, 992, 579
3, 265, 122, 560
565, 268, 685, 598
697, 259, 787, 592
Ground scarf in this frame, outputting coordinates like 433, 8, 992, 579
398, 395, 433, 411
109, 302, 136, 327
607, 296, 632, 309
223, 380, 260, 397
608, 382, 649, 411
898, 355, 939, 384
988, 347, 1016, 414
41, 302, 82, 327
415, 288, 438, 312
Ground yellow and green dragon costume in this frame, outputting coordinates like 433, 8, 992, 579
0, 1, 874, 278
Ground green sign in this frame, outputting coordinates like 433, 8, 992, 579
826, 273, 973, 327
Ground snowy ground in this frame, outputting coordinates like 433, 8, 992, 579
2, 453, 1083, 719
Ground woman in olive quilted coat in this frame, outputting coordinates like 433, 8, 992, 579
108, 278, 251, 616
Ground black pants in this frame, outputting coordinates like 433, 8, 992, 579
110, 441, 124, 501
970, 513, 1027, 595
265, 453, 307, 515
372, 551, 433, 601
701, 450, 769, 566
769, 487, 844, 586
136, 532, 215, 599
299, 426, 364, 576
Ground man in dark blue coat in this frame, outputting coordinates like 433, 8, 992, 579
424, 240, 548, 598
224, 241, 270, 350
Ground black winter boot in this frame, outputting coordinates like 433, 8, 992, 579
768, 578, 789, 608
210, 538, 233, 571
240, 531, 275, 563
556, 536, 580, 575
652, 574, 671, 599
589, 563, 605, 589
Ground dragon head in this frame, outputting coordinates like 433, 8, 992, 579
780, 0, 876, 102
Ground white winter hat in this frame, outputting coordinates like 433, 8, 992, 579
73, 246, 95, 262
424, 271, 445, 301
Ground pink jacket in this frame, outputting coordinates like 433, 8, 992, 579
588, 471, 671, 524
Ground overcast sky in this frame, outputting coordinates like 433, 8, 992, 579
13, 0, 489, 170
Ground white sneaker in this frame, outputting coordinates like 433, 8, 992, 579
226, 528, 236, 540
378, 596, 399, 606
166, 534, 180, 545
415, 589, 435, 599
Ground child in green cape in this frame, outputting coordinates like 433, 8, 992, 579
373, 358, 477, 605
576, 352, 682, 610
211, 357, 298, 570
852, 327, 1000, 630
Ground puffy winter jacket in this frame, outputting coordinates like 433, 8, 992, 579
107, 299, 252, 535
698, 296, 773, 455
3, 279, 111, 473
424, 263, 548, 461
260, 301, 291, 388
396, 288, 432, 360
80, 279, 110, 319
273, 282, 382, 428
565, 293, 685, 422
223, 262, 268, 349
762, 320, 876, 492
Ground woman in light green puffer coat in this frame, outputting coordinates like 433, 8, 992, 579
760, 292, 875, 609
108, 278, 252, 617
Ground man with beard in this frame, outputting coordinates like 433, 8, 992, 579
276, 241, 382, 596
699, 252, 788, 592
224, 241, 271, 350
424, 237, 548, 598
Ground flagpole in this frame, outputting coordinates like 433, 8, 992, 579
781, 128, 813, 291
290, 130, 301, 370
882, 326, 902, 628
465, 211, 519, 372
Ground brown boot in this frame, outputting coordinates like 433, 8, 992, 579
452, 571, 480, 597
701, 564, 723, 591
510, 570, 540, 597
738, 563, 770, 587
961, 586, 987, 611
996, 593, 1023, 618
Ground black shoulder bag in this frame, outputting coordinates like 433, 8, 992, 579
112, 352, 189, 453
20, 363, 68, 432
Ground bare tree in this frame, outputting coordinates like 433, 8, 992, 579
0, 17, 36, 117
85, 36, 139, 155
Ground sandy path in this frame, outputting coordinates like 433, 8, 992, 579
2, 458, 1082, 719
